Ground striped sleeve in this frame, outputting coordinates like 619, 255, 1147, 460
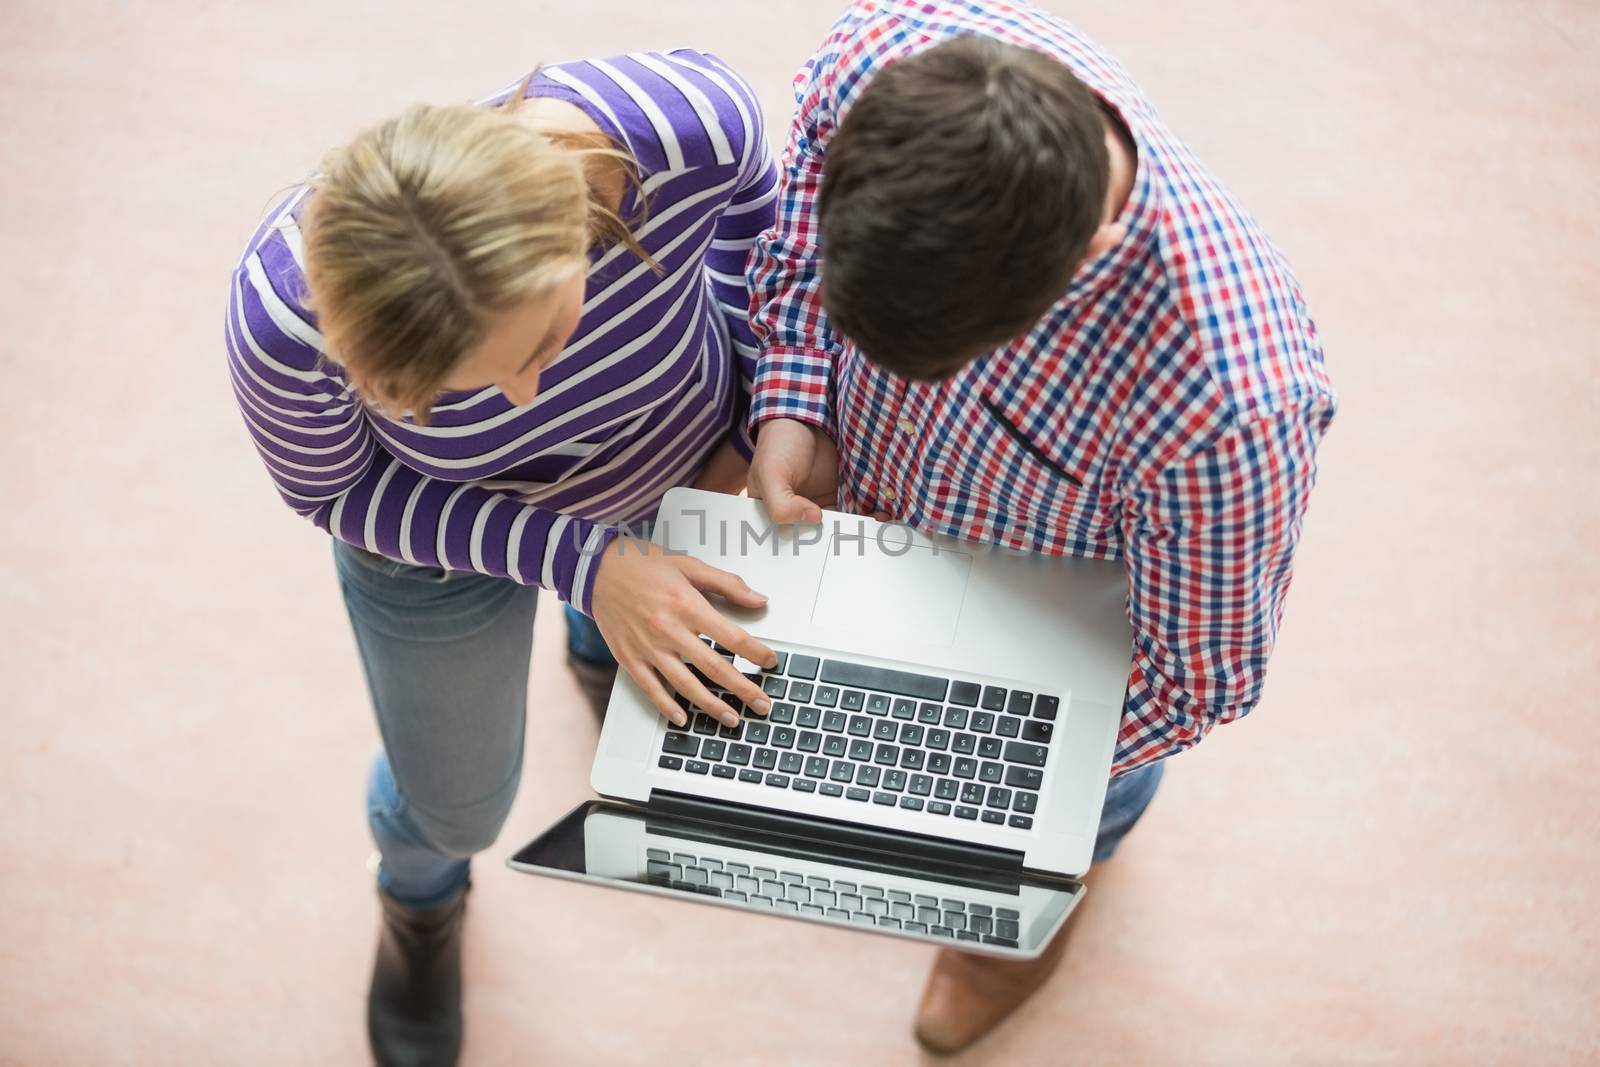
745, 50, 843, 437
224, 253, 615, 613
1113, 398, 1334, 773
690, 54, 778, 460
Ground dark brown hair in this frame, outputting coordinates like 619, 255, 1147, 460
819, 36, 1110, 379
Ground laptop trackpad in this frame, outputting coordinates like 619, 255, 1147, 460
810, 531, 972, 645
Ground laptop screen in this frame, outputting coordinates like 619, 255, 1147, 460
509, 800, 1083, 959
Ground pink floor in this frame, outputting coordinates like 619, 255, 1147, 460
2, 1, 1597, 1064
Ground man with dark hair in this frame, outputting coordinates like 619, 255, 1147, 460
746, 1, 1336, 1054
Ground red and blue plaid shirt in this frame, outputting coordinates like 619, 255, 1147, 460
747, 0, 1337, 775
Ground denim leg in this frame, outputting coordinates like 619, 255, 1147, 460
564, 603, 616, 667
334, 539, 539, 909
1091, 761, 1165, 865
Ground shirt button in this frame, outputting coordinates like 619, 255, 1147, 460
897, 418, 915, 435
882, 486, 898, 502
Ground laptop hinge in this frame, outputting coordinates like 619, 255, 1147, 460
649, 791, 1025, 877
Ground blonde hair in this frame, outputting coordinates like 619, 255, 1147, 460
300, 75, 650, 422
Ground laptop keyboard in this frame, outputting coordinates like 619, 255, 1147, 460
656, 642, 1059, 830
644, 845, 1024, 947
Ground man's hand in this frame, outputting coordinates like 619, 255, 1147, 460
590, 536, 777, 728
690, 437, 751, 497
747, 418, 838, 524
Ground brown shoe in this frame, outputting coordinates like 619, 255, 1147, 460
913, 895, 1083, 1055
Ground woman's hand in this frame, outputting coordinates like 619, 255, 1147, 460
590, 535, 778, 728
690, 437, 752, 497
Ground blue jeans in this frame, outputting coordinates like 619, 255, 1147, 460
333, 538, 1161, 908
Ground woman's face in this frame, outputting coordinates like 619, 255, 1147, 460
441, 267, 586, 406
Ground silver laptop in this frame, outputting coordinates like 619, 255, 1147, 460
510, 488, 1132, 959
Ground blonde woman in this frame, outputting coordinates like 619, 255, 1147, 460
226, 52, 777, 1064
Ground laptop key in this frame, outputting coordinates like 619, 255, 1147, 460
856, 766, 881, 787
700, 739, 726, 761
873, 720, 898, 741
788, 654, 820, 680
910, 774, 933, 796
738, 769, 762, 783
712, 765, 737, 779
746, 722, 771, 744
952, 734, 976, 755
841, 690, 865, 711
981, 810, 1005, 825
927, 729, 951, 751
762, 676, 786, 699
798, 730, 822, 753
955, 806, 979, 820
789, 682, 814, 703
900, 796, 923, 811
693, 714, 719, 736
987, 787, 1012, 809
996, 919, 1021, 939
943, 708, 968, 729
823, 735, 848, 757
846, 787, 870, 802
961, 782, 985, 804
793, 778, 817, 793
847, 715, 872, 737
977, 737, 1003, 759
996, 715, 1021, 738
658, 755, 683, 770
823, 710, 847, 732
754, 749, 778, 770
779, 752, 803, 774
928, 801, 952, 815
874, 743, 899, 766
727, 743, 751, 766
980, 686, 1007, 711
686, 760, 709, 775
830, 761, 855, 782
929, 753, 953, 775
979, 761, 1004, 784
662, 734, 698, 756
1022, 720, 1053, 743
815, 685, 840, 707
970, 914, 994, 935
772, 727, 796, 749
819, 660, 948, 701
891, 698, 917, 720
848, 738, 874, 761
1006, 691, 1034, 716
1003, 741, 1049, 766
949, 681, 981, 706
1034, 695, 1059, 720
821, 783, 844, 797
769, 702, 795, 724
899, 724, 924, 745
1008, 815, 1034, 829
935, 779, 959, 800
797, 706, 821, 728
997, 908, 1020, 920
718, 720, 743, 739
954, 758, 978, 779
1004, 766, 1044, 790
873, 792, 896, 806
883, 769, 907, 791
866, 693, 890, 715
805, 756, 830, 777
901, 750, 925, 771
918, 702, 943, 724
766, 773, 790, 788
971, 712, 996, 734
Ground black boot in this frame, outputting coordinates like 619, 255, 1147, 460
367, 889, 466, 1067
566, 651, 618, 720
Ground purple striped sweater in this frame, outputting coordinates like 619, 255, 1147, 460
226, 51, 777, 613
